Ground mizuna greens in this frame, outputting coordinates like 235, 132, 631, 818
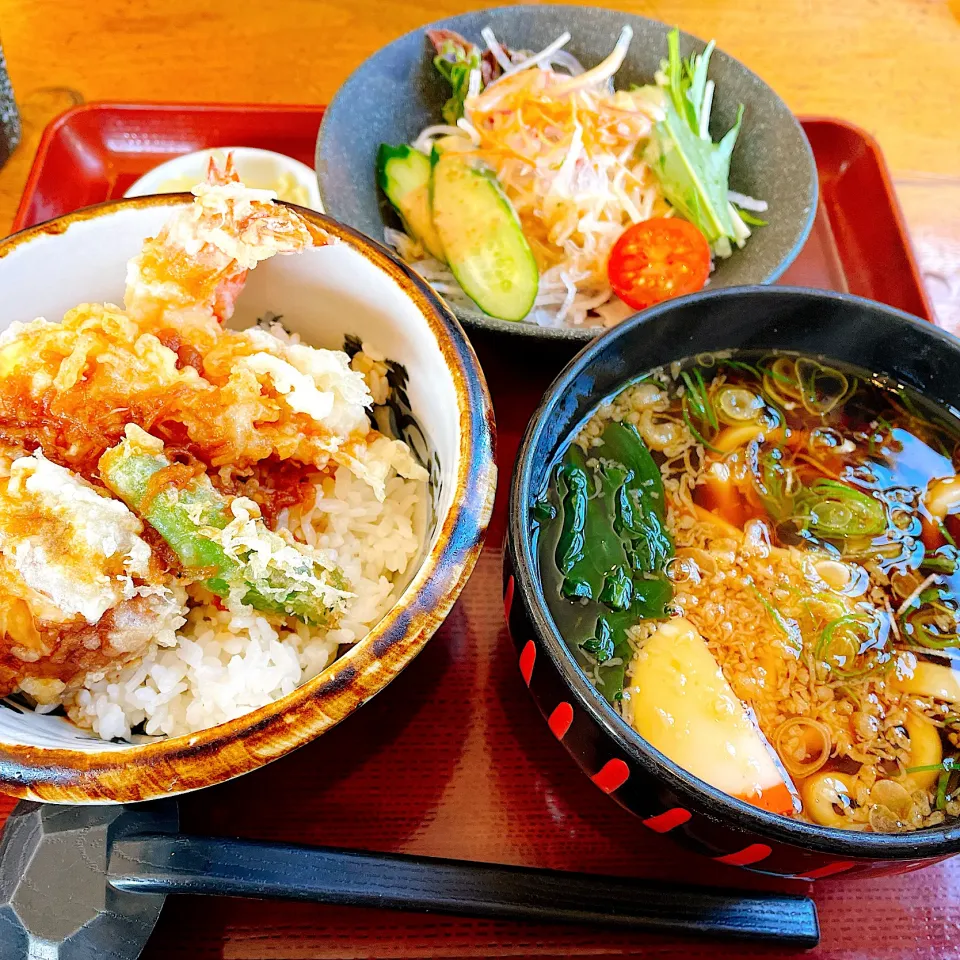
429, 32, 483, 125
643, 31, 749, 256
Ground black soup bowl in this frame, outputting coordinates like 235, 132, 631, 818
505, 286, 960, 881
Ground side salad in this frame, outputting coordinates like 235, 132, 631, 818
377, 27, 767, 328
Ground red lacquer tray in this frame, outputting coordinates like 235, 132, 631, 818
3, 104, 950, 960
8, 104, 937, 327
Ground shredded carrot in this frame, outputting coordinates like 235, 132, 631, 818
410, 34, 670, 326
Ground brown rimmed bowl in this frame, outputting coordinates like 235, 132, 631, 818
0, 195, 496, 803
506, 286, 960, 880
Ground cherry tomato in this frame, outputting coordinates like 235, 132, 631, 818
607, 218, 711, 310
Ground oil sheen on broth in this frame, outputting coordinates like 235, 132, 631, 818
534, 352, 960, 832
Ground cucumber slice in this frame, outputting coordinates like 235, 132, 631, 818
377, 144, 446, 262
429, 150, 539, 322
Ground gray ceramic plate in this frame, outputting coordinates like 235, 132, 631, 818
316, 4, 818, 342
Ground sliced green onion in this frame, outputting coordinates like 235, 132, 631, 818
760, 358, 803, 410
907, 757, 958, 775
921, 553, 958, 575
814, 614, 889, 678
903, 603, 960, 650
767, 358, 802, 392
733, 206, 768, 227
679, 370, 701, 413
795, 479, 886, 539
760, 394, 787, 430
721, 359, 762, 379
753, 447, 795, 521
897, 387, 922, 418
680, 369, 713, 426
716, 385, 764, 423
867, 417, 890, 456
693, 368, 718, 430
748, 581, 801, 651
936, 768, 952, 810
796, 358, 851, 416
681, 398, 722, 453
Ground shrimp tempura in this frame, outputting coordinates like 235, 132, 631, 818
125, 155, 331, 332
0, 158, 373, 480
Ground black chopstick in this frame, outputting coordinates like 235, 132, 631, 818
110, 834, 819, 947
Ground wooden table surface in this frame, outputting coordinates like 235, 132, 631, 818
1, 0, 959, 328
0, 3, 959, 960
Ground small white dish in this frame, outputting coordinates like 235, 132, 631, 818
125, 147, 323, 211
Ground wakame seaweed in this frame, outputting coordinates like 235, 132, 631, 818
534, 420, 673, 702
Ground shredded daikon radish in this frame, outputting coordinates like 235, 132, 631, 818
487, 31, 573, 86
411, 125, 465, 154
467, 67, 482, 101
546, 49, 585, 76
728, 190, 769, 212
548, 26, 633, 95
387, 27, 682, 328
456, 117, 482, 144
481, 26, 514, 72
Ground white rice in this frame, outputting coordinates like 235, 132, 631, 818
69, 463, 425, 741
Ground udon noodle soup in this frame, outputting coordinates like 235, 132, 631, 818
535, 351, 960, 832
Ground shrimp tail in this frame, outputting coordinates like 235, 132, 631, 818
206, 152, 241, 186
